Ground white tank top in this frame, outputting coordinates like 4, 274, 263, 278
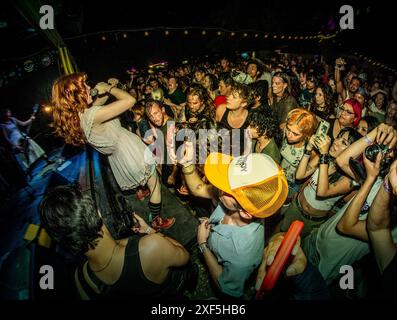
302, 168, 343, 211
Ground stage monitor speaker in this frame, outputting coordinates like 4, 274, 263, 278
47, 160, 77, 189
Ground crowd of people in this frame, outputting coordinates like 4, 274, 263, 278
7, 52, 397, 299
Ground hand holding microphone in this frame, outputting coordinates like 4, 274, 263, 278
90, 82, 112, 98
95, 82, 112, 95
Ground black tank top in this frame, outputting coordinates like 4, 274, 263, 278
74, 235, 186, 299
219, 108, 250, 156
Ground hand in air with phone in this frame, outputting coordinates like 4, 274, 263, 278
314, 134, 331, 155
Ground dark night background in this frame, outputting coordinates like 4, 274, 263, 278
1, 0, 395, 63
0, 0, 395, 149
1, 1, 397, 303
1, 0, 394, 63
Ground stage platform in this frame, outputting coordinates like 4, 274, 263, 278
0, 147, 218, 300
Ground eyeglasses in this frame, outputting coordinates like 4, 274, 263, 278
339, 106, 355, 116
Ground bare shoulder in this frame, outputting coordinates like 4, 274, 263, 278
139, 233, 169, 254
216, 104, 227, 121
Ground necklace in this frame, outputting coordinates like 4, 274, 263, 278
91, 243, 118, 273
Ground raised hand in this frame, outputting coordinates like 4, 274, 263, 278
376, 123, 395, 146
363, 152, 382, 180
107, 78, 119, 87
306, 135, 317, 152
131, 213, 150, 234
95, 82, 111, 95
314, 134, 331, 155
197, 219, 211, 244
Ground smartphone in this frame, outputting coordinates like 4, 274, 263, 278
315, 120, 330, 138
90, 88, 98, 97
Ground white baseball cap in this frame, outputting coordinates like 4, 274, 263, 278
204, 152, 288, 218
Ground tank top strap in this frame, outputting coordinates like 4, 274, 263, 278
219, 108, 231, 129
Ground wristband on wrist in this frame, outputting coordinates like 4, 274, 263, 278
319, 154, 329, 164
198, 242, 209, 254
145, 226, 153, 234
364, 135, 373, 145
108, 86, 116, 94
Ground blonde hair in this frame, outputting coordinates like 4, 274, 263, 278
286, 108, 318, 138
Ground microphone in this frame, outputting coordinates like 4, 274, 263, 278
90, 88, 98, 97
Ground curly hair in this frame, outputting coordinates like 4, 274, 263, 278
186, 84, 216, 120
39, 185, 103, 255
309, 83, 335, 120
230, 82, 255, 109
248, 80, 269, 106
47, 72, 90, 146
246, 109, 278, 140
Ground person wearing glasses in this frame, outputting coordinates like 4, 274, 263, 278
281, 127, 362, 237
329, 98, 362, 143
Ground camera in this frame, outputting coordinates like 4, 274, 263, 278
365, 144, 389, 162
349, 144, 393, 184
364, 144, 393, 176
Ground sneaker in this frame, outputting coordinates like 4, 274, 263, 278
151, 215, 175, 230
